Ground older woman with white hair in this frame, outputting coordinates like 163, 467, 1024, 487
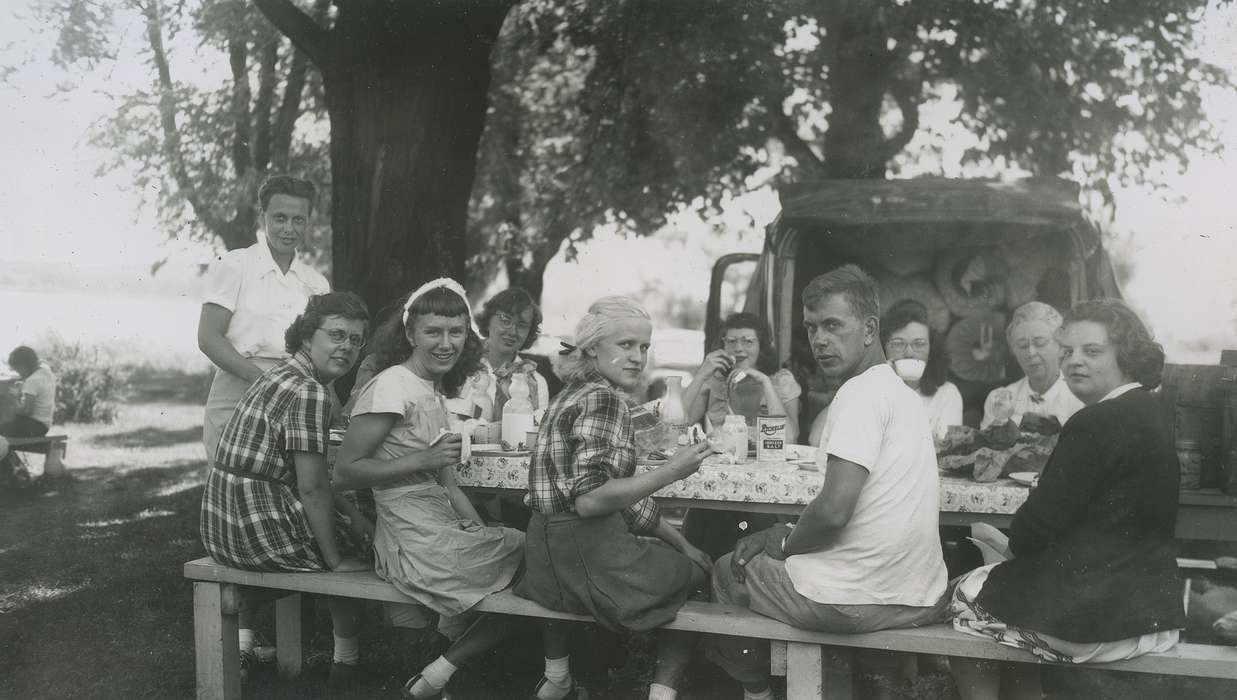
515, 296, 714, 700
980, 301, 1084, 430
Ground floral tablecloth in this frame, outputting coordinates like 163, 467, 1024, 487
457, 453, 1031, 515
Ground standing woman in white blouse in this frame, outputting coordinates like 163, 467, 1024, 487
197, 175, 331, 462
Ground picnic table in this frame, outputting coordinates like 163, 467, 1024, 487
456, 452, 1237, 541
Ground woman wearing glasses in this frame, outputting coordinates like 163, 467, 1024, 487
446, 288, 550, 422
881, 300, 962, 440
980, 301, 1083, 431
199, 292, 373, 685
682, 312, 801, 442
681, 313, 800, 559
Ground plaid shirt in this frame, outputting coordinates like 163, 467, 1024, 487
200, 351, 333, 571
527, 369, 661, 534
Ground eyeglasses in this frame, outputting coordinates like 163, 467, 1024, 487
317, 327, 366, 349
722, 337, 759, 349
495, 312, 531, 334
887, 339, 929, 353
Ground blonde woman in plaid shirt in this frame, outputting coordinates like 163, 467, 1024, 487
515, 296, 715, 700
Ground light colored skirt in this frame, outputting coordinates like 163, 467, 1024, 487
373, 482, 524, 618
951, 563, 1180, 664
202, 359, 279, 462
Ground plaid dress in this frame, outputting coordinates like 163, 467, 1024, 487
515, 369, 693, 631
199, 351, 332, 572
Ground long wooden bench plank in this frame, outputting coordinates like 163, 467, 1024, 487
7, 435, 68, 447
183, 557, 1237, 679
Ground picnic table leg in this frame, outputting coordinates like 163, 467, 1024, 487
275, 593, 304, 678
193, 582, 240, 700
786, 642, 823, 700
41, 441, 67, 478
770, 640, 788, 677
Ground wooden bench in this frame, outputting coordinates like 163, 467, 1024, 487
5, 434, 68, 477
184, 557, 1237, 700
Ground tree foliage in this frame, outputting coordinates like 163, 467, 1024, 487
42, 0, 331, 258
469, 0, 1231, 300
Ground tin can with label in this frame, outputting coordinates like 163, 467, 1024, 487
756, 414, 787, 462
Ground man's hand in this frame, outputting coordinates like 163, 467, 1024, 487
730, 528, 777, 583
761, 523, 795, 561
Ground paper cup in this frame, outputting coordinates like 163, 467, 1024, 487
892, 358, 926, 382
525, 430, 539, 452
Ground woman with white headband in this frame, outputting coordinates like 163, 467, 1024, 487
515, 296, 714, 700
333, 278, 574, 700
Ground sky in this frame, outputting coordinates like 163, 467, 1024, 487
2, 2, 1236, 362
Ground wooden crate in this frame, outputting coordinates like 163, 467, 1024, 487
1161, 361, 1237, 492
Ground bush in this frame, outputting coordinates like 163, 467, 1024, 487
40, 336, 131, 424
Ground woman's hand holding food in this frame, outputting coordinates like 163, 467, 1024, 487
696, 349, 735, 380
664, 440, 713, 480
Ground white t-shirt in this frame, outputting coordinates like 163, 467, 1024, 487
922, 381, 963, 440
980, 374, 1084, 429
201, 242, 330, 361
20, 365, 56, 427
787, 363, 947, 607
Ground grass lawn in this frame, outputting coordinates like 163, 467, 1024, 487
4, 372, 1233, 699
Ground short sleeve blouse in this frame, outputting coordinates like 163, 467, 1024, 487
350, 365, 449, 488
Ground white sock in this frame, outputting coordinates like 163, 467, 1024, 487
412, 656, 458, 696
238, 628, 255, 654
744, 687, 774, 700
648, 682, 678, 700
333, 633, 360, 665
537, 656, 573, 699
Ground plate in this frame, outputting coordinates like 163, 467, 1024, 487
1008, 472, 1039, 487
790, 459, 820, 472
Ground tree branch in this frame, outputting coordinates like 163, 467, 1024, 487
270, 0, 328, 171
228, 35, 253, 178
252, 26, 279, 171
765, 93, 827, 176
881, 78, 921, 163
141, 0, 228, 236
254, 0, 329, 68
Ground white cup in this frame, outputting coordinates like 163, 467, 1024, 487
892, 358, 926, 382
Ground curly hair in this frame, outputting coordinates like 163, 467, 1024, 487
720, 312, 777, 374
879, 300, 949, 397
7, 345, 39, 372
284, 292, 370, 355
1063, 298, 1165, 389
802, 264, 879, 320
259, 174, 317, 213
366, 286, 484, 398
554, 296, 650, 383
476, 288, 543, 350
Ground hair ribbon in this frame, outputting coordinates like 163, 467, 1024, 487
401, 277, 480, 335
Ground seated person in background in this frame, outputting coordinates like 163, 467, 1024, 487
881, 300, 962, 441
980, 301, 1083, 431
446, 287, 551, 422
680, 314, 801, 559
0, 346, 57, 483
682, 312, 801, 442
952, 299, 1185, 700
705, 266, 949, 700
198, 293, 373, 686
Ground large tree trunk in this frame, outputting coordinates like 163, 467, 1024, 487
258, 0, 512, 312
820, 5, 897, 179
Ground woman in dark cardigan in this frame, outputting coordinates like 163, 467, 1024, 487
950, 298, 1185, 700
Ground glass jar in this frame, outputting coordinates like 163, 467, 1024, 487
720, 414, 748, 463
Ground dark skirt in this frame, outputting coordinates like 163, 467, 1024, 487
515, 511, 692, 633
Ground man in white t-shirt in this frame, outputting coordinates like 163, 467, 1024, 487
705, 265, 949, 699
197, 175, 330, 462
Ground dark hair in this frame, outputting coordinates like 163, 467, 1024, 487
259, 175, 317, 212
720, 312, 777, 374
284, 292, 370, 354
477, 288, 543, 350
802, 264, 879, 321
368, 286, 484, 398
879, 300, 949, 396
1063, 298, 1165, 389
8, 346, 38, 370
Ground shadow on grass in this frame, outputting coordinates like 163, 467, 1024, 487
90, 426, 204, 449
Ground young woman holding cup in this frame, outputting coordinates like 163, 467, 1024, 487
334, 279, 575, 700
881, 300, 962, 440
